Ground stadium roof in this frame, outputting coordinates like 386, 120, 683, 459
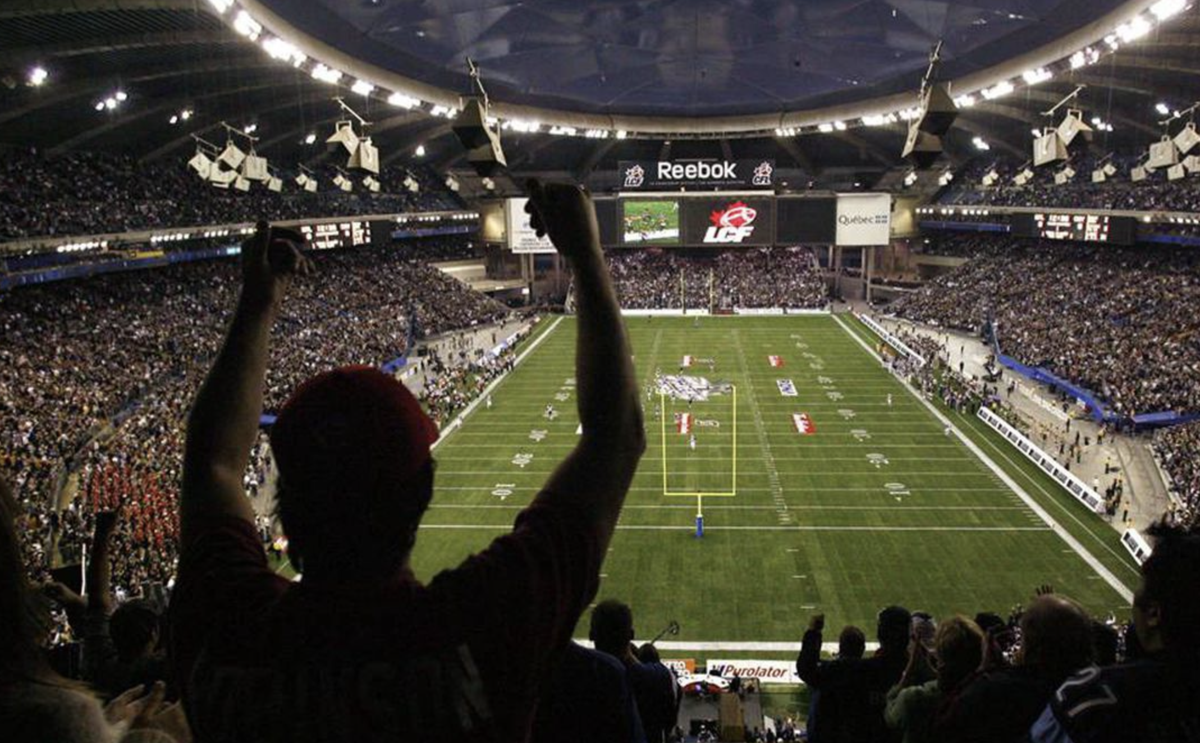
1, 0, 1198, 184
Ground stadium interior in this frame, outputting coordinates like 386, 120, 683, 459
2, 1, 1198, 741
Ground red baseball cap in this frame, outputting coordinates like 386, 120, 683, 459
269, 366, 439, 505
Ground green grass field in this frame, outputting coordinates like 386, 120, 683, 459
410, 315, 1139, 654
623, 200, 680, 245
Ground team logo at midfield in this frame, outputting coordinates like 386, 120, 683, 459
623, 163, 646, 188
752, 160, 774, 186
792, 413, 816, 435
705, 201, 757, 244
768, 355, 785, 368
656, 374, 731, 402
777, 379, 798, 397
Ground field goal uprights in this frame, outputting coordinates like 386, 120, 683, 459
658, 385, 737, 499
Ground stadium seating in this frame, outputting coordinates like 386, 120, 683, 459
1, 238, 506, 593
892, 234, 1200, 418
0, 151, 464, 241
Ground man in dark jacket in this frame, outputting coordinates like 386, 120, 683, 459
797, 606, 911, 743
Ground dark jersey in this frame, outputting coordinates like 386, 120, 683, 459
1029, 659, 1200, 743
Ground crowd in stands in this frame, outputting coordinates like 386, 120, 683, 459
606, 247, 828, 310
1153, 422, 1200, 528
892, 234, 1200, 418
939, 154, 1200, 213
1, 237, 506, 602
0, 149, 465, 241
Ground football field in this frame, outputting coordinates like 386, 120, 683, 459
411, 315, 1140, 650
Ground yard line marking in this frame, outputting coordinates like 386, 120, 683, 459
573, 640, 880, 653
419, 524, 1052, 533
832, 313, 1134, 603
431, 316, 564, 451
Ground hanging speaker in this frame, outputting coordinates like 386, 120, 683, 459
902, 120, 943, 169
1168, 163, 1187, 181
1147, 136, 1179, 169
234, 175, 251, 192
1033, 131, 1067, 167
218, 142, 246, 169
267, 176, 283, 192
349, 138, 380, 174
303, 178, 318, 193
188, 151, 213, 180
241, 153, 269, 182
1131, 165, 1149, 182
208, 166, 237, 186
916, 83, 958, 137
1056, 109, 1093, 149
1174, 122, 1200, 155
326, 121, 360, 155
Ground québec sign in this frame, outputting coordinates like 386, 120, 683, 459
620, 159, 775, 190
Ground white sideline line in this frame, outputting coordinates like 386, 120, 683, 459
832, 314, 1134, 603
431, 316, 563, 451
429, 504, 1027, 511
420, 524, 1051, 532
572, 639, 880, 653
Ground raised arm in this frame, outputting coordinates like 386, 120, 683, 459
86, 510, 119, 615
181, 223, 309, 544
525, 181, 645, 551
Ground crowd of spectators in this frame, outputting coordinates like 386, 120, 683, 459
939, 154, 1200, 213
1153, 422, 1200, 528
605, 247, 828, 310
2, 237, 506, 600
0, 149, 465, 241
891, 234, 1200, 418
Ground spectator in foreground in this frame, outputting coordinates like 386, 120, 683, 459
933, 594, 1094, 742
1031, 523, 1200, 742
170, 182, 645, 742
589, 600, 680, 743
0, 480, 188, 742
797, 606, 912, 743
530, 641, 646, 743
884, 615, 984, 743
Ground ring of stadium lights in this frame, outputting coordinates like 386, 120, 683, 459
208, 0, 1187, 140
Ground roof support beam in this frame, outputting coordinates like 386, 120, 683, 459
0, 0, 196, 17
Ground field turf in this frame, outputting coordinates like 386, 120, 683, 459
409, 315, 1139, 651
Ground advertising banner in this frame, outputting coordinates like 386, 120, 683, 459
707, 659, 805, 685
620, 160, 776, 190
836, 193, 892, 246
505, 197, 556, 254
681, 197, 775, 246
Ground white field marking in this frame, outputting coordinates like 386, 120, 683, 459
437, 470, 1009, 478
832, 314, 1134, 603
428, 503, 1027, 512
437, 442, 966, 449
418, 524, 1050, 533
431, 316, 564, 452
433, 485, 1008, 493
949, 407, 1141, 578
574, 639, 848, 653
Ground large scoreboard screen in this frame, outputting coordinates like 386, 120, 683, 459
298, 220, 374, 250
622, 200, 681, 246
1012, 212, 1137, 246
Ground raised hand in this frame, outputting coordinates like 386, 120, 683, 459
240, 222, 312, 310
523, 179, 601, 261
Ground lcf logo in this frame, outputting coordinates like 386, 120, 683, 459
705, 201, 757, 243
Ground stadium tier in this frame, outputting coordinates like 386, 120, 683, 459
2, 2, 1198, 742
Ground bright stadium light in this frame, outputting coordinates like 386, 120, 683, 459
387, 92, 419, 109
415, 144, 426, 157
304, 132, 317, 145
115, 91, 127, 102
207, 0, 234, 12
28, 66, 48, 86
351, 79, 375, 97
233, 10, 262, 40
311, 64, 343, 85
1151, 0, 1187, 20
972, 136, 991, 151
1157, 102, 1172, 115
